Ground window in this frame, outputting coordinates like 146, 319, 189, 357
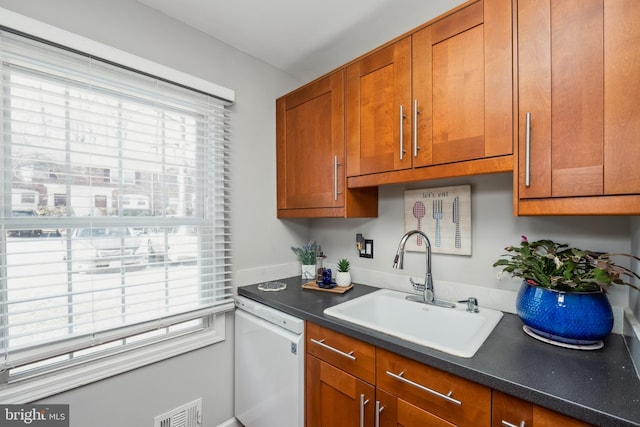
0, 27, 233, 400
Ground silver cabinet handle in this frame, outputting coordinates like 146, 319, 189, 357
386, 370, 462, 406
310, 338, 356, 361
399, 105, 406, 160
413, 99, 419, 157
525, 112, 531, 187
359, 394, 370, 427
374, 400, 384, 427
502, 421, 526, 427
333, 155, 341, 201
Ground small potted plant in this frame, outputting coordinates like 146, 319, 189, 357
494, 236, 640, 346
291, 240, 321, 280
335, 258, 351, 287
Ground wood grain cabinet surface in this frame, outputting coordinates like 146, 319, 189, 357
346, 0, 514, 188
377, 347, 491, 426
305, 322, 376, 427
516, 0, 640, 215
305, 321, 594, 427
276, 69, 377, 218
276, 0, 640, 217
492, 390, 592, 427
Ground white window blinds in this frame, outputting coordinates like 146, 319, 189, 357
0, 29, 233, 375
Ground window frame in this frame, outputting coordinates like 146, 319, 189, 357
0, 8, 235, 403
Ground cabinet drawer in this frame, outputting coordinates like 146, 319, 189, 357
377, 347, 491, 426
492, 390, 532, 427
306, 322, 375, 384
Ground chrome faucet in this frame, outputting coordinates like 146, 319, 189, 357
393, 229, 455, 308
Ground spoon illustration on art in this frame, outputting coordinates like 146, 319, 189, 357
412, 201, 426, 246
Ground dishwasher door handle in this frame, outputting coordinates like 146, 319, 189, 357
310, 338, 356, 361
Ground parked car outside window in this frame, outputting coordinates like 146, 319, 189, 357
67, 227, 144, 272
7, 210, 42, 237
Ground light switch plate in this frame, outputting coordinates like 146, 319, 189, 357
360, 239, 373, 258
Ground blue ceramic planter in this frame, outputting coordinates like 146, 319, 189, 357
516, 280, 614, 345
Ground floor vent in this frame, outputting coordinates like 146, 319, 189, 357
154, 398, 202, 427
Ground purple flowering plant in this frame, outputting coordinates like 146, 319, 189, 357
291, 240, 321, 265
493, 236, 640, 292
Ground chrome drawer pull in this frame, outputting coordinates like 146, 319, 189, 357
525, 112, 531, 187
502, 421, 526, 427
413, 99, 419, 158
359, 394, 370, 427
386, 370, 462, 406
310, 338, 356, 361
399, 105, 406, 160
374, 400, 384, 427
333, 155, 341, 201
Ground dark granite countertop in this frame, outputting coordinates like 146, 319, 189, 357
237, 276, 640, 427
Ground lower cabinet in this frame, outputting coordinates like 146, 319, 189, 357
492, 391, 592, 427
306, 321, 593, 427
305, 322, 376, 427
377, 347, 491, 426
306, 354, 375, 427
377, 388, 457, 427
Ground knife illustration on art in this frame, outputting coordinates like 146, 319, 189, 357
453, 196, 461, 249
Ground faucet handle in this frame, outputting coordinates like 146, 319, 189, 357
409, 277, 426, 292
457, 297, 479, 313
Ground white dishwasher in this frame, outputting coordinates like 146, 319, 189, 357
234, 295, 304, 427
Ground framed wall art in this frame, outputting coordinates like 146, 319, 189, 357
403, 185, 471, 255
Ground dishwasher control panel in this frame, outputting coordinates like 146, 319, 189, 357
235, 296, 304, 334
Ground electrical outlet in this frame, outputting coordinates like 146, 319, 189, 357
360, 239, 373, 258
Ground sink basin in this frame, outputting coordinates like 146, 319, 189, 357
323, 289, 503, 358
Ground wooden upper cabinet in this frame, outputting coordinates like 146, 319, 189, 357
346, 37, 412, 176
276, 69, 377, 218
347, 0, 514, 187
516, 0, 640, 215
420, 0, 512, 166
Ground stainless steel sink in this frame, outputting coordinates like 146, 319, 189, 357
323, 289, 503, 358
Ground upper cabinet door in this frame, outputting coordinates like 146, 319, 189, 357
277, 71, 344, 212
346, 0, 513, 188
517, 0, 640, 214
346, 37, 412, 177
430, 2, 486, 165
518, 0, 604, 199
276, 70, 378, 218
414, 0, 513, 167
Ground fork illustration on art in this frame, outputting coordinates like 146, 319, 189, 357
432, 199, 442, 247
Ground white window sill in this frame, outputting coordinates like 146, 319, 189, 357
0, 313, 227, 404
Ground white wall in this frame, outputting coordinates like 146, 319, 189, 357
0, 0, 304, 426
0, 0, 638, 425
311, 173, 634, 314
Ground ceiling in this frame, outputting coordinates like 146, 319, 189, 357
136, 0, 466, 82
